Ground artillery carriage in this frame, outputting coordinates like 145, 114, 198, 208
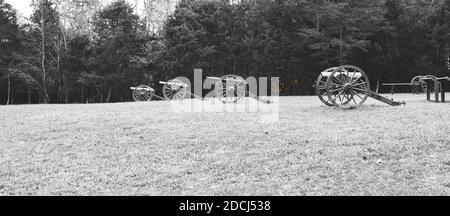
130, 79, 189, 102
316, 65, 406, 108
382, 74, 450, 103
130, 75, 271, 104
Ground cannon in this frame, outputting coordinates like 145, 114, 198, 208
131, 75, 271, 104
382, 75, 434, 94
382, 75, 450, 102
206, 75, 247, 103
207, 75, 272, 104
316, 65, 406, 108
130, 79, 188, 102
411, 75, 449, 102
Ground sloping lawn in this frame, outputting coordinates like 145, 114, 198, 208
0, 94, 449, 195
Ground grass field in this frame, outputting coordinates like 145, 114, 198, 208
1, 94, 450, 196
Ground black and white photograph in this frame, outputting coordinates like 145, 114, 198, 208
1, 0, 449, 201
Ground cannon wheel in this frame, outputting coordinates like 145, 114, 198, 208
132, 85, 154, 102
325, 65, 370, 108
411, 76, 428, 93
216, 75, 247, 103
412, 85, 421, 94
162, 79, 188, 101
316, 67, 336, 107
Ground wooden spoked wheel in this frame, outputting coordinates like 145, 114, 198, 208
316, 67, 337, 107
162, 79, 188, 101
325, 65, 370, 108
216, 75, 247, 103
411, 76, 428, 93
132, 85, 154, 102
412, 85, 421, 94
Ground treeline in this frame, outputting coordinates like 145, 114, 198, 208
1, 0, 450, 104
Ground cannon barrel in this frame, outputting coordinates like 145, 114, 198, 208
130, 86, 154, 91
159, 81, 189, 88
206, 76, 246, 83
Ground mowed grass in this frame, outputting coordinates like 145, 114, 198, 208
0, 94, 450, 196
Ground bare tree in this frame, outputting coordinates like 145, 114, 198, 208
143, 0, 178, 34
58, 0, 104, 39
39, 0, 50, 103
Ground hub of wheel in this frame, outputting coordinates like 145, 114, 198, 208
343, 83, 353, 91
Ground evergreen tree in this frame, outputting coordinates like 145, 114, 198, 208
90, 0, 148, 102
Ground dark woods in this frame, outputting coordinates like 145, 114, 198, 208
1, 0, 450, 104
